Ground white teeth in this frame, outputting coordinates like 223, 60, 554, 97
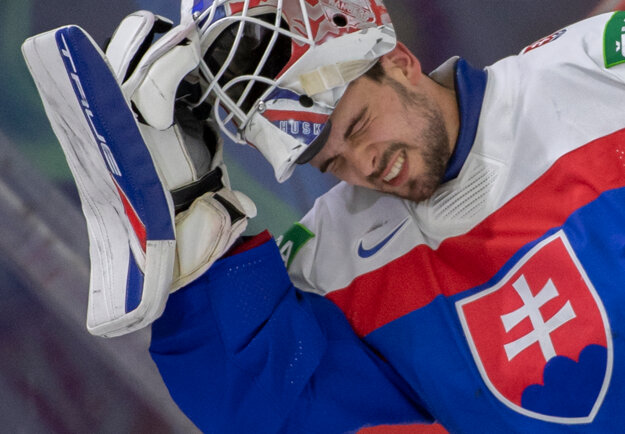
383, 153, 405, 182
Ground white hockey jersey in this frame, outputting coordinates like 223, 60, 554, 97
278, 11, 625, 430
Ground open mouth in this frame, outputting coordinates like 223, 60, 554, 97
383, 151, 406, 183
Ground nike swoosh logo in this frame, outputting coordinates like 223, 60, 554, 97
358, 218, 409, 259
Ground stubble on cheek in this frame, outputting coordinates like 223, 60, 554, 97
359, 74, 452, 202
392, 92, 451, 201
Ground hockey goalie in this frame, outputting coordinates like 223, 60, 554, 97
22, 0, 625, 432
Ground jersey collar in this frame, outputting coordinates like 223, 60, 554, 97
438, 58, 487, 183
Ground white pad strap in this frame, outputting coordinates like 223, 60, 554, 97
105, 10, 173, 82
299, 59, 373, 96
121, 22, 201, 130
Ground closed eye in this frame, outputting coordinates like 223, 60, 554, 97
318, 105, 368, 174
344, 106, 368, 141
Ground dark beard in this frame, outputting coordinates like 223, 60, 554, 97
368, 77, 451, 202
409, 106, 450, 200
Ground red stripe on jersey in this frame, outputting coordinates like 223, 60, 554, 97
327, 129, 625, 337
113, 179, 147, 252
262, 110, 329, 124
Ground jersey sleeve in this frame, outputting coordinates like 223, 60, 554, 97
149, 238, 431, 433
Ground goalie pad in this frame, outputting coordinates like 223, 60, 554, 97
22, 26, 176, 337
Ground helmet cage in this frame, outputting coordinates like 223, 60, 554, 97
182, 0, 396, 180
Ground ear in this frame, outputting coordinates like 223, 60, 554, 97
379, 42, 422, 85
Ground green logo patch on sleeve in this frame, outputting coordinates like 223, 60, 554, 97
604, 11, 625, 68
276, 223, 315, 269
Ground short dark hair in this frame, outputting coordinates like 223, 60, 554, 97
363, 60, 385, 83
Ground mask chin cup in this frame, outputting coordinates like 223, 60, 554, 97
244, 111, 304, 183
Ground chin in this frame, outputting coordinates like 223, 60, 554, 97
403, 180, 440, 203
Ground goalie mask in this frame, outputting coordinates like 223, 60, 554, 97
180, 0, 396, 181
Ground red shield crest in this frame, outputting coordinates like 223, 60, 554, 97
456, 231, 612, 423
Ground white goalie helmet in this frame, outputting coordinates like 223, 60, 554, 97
180, 0, 396, 181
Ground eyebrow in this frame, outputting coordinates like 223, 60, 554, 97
319, 106, 368, 173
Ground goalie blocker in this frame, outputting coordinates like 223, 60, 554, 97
22, 25, 175, 337
22, 17, 254, 337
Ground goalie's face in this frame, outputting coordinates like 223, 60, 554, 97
309, 44, 459, 203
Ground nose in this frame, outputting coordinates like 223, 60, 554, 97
345, 140, 378, 178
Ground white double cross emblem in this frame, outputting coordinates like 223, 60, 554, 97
501, 275, 576, 362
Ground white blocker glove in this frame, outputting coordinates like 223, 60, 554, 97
173, 188, 256, 290
105, 12, 257, 289
22, 10, 255, 337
